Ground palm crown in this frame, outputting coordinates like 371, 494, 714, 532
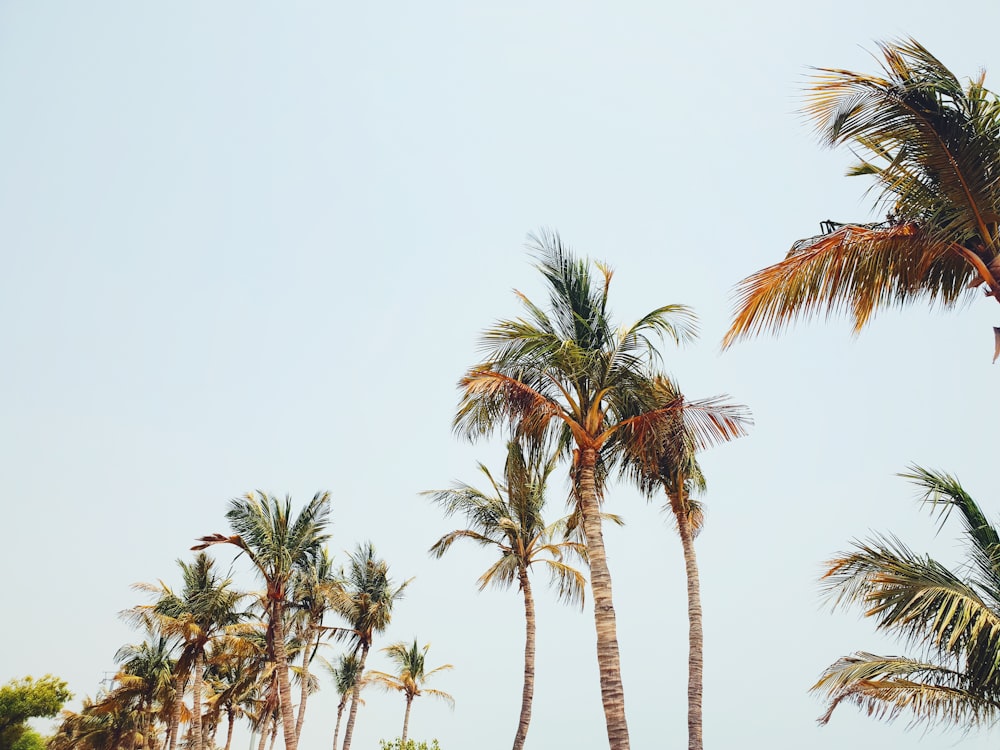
815, 466, 1000, 728
725, 39, 1000, 349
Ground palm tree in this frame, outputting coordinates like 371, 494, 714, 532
623, 376, 730, 750
331, 542, 410, 750
112, 636, 177, 749
366, 640, 454, 746
131, 553, 244, 750
455, 231, 749, 749
194, 491, 332, 750
724, 39, 1000, 355
813, 466, 1000, 728
425, 440, 587, 750
324, 654, 364, 750
289, 547, 339, 741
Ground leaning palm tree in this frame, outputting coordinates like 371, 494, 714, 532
331, 542, 410, 750
455, 231, 749, 750
366, 640, 454, 746
724, 39, 1000, 356
425, 440, 587, 750
814, 466, 1000, 728
194, 491, 332, 750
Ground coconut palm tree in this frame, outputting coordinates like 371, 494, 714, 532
455, 231, 749, 749
324, 654, 365, 750
724, 39, 1000, 355
425, 440, 587, 750
129, 553, 244, 750
194, 491, 332, 750
112, 636, 177, 749
289, 547, 339, 741
366, 640, 453, 746
814, 466, 1000, 728
331, 542, 410, 750
623, 375, 735, 750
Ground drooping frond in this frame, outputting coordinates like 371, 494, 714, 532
725, 38, 1000, 349
817, 468, 1000, 728
813, 652, 1000, 727
724, 221, 970, 346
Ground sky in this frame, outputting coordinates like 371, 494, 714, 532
2, 2, 1000, 749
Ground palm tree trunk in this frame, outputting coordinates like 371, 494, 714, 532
294, 629, 320, 740
256, 718, 270, 750
191, 651, 204, 750
166, 671, 187, 750
400, 694, 414, 745
669, 490, 704, 750
512, 567, 536, 750
340, 643, 369, 750
223, 708, 235, 750
271, 601, 299, 750
331, 700, 346, 750
577, 446, 630, 750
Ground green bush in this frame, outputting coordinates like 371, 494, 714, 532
378, 739, 441, 750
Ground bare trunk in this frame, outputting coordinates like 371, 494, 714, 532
340, 642, 369, 750
166, 671, 187, 750
256, 717, 270, 750
512, 567, 535, 750
223, 708, 235, 750
268, 717, 279, 750
400, 694, 414, 746
577, 447, 630, 750
191, 651, 204, 750
272, 600, 299, 750
331, 698, 346, 750
294, 629, 320, 740
669, 489, 704, 750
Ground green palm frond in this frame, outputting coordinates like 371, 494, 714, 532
818, 467, 1000, 727
813, 653, 1000, 727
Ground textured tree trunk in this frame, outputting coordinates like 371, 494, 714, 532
340, 642, 369, 750
166, 671, 187, 750
400, 694, 414, 745
191, 651, 204, 750
256, 718, 270, 750
271, 601, 299, 750
223, 708, 235, 750
331, 699, 346, 750
669, 488, 704, 750
577, 447, 630, 750
294, 629, 320, 740
512, 567, 536, 750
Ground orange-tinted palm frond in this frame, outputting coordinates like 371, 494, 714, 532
612, 394, 751, 462
455, 369, 571, 444
724, 222, 970, 346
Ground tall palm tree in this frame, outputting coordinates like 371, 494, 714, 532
331, 542, 410, 750
112, 636, 177, 749
425, 440, 587, 750
724, 39, 1000, 355
289, 547, 339, 741
324, 654, 364, 750
194, 491, 332, 750
366, 640, 454, 746
455, 231, 749, 749
623, 376, 732, 750
813, 466, 1000, 728
131, 553, 244, 750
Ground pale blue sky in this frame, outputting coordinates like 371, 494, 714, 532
3, 2, 1000, 748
